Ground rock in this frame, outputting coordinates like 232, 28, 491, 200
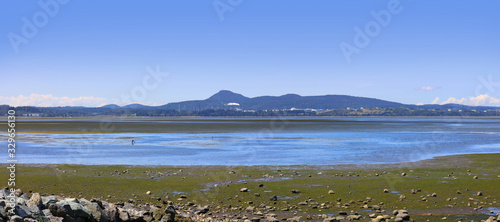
9, 215, 23, 222
431, 193, 437, 197
80, 199, 108, 222
383, 189, 389, 193
161, 214, 174, 222
485, 216, 496, 222
473, 176, 478, 179
41, 196, 59, 208
103, 203, 119, 222
399, 195, 406, 200
13, 205, 29, 218
477, 191, 482, 196
249, 218, 261, 222
338, 211, 348, 215
14, 189, 23, 197
0, 188, 11, 199
19, 193, 30, 200
264, 217, 279, 222
286, 216, 301, 222
49, 204, 67, 217
146, 191, 151, 195
270, 196, 278, 201
61, 201, 92, 220
64, 198, 79, 203
346, 215, 362, 220
401, 173, 406, 176
323, 217, 340, 222
397, 210, 408, 215
291, 190, 300, 194
194, 206, 209, 214
298, 202, 307, 205
246, 206, 255, 212
372, 215, 385, 222
240, 188, 249, 192
328, 190, 335, 194
396, 213, 410, 220
26, 193, 42, 208
410, 189, 417, 194
42, 209, 64, 222
254, 193, 260, 197
118, 209, 130, 221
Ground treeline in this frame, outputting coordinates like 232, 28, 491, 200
1, 105, 499, 117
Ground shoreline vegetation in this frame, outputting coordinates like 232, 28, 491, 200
1, 153, 499, 221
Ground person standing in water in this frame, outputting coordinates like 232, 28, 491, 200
131, 139, 135, 145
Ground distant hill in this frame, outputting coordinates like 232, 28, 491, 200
3, 90, 500, 117
160, 90, 407, 111
100, 104, 120, 109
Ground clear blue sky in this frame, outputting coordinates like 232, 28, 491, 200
1, 0, 499, 107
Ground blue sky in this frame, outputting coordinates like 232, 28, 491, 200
1, 0, 499, 107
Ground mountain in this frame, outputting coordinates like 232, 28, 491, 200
100, 104, 120, 109
8, 91, 500, 117
123, 104, 154, 109
206, 90, 250, 103
158, 90, 407, 111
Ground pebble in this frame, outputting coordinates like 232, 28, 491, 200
240, 188, 249, 192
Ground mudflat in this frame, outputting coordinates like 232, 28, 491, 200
2, 153, 499, 221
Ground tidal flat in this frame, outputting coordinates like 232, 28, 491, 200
1, 153, 499, 221
1, 117, 499, 221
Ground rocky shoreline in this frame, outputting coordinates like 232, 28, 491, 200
3, 188, 499, 222
1, 188, 177, 222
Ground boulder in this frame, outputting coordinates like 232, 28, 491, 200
26, 193, 42, 208
41, 196, 59, 208
80, 199, 107, 222
162, 205, 175, 222
8, 215, 23, 222
117, 209, 129, 221
0, 188, 11, 199
42, 209, 64, 222
19, 193, 30, 200
49, 204, 67, 217
121, 204, 148, 221
102, 204, 119, 222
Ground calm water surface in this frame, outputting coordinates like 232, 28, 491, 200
2, 117, 500, 165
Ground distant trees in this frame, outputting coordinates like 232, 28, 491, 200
1, 105, 498, 117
